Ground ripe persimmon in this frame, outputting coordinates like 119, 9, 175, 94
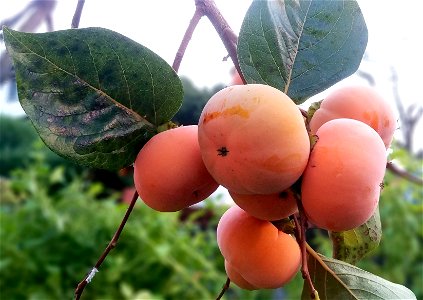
310, 85, 396, 148
229, 189, 298, 221
198, 84, 310, 195
224, 260, 257, 290
217, 205, 301, 289
301, 118, 387, 231
133, 125, 219, 212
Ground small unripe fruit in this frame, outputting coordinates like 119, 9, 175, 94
133, 125, 219, 212
310, 85, 396, 148
198, 84, 310, 195
217, 205, 301, 289
301, 119, 387, 231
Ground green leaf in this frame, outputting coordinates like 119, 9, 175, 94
3, 26, 183, 170
302, 248, 417, 300
306, 99, 323, 124
330, 206, 381, 265
237, 0, 368, 104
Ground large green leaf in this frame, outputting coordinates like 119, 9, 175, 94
3, 26, 183, 170
330, 206, 381, 265
302, 248, 417, 300
237, 0, 368, 104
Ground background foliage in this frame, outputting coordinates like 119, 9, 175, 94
1, 142, 272, 300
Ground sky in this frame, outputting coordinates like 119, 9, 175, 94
1, 0, 422, 151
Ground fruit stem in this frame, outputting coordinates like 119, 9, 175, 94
293, 193, 318, 299
215, 277, 231, 300
74, 190, 139, 299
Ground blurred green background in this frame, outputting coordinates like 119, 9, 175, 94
1, 75, 422, 299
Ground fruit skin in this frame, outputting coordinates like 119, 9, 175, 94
310, 85, 396, 149
224, 260, 257, 290
198, 84, 310, 195
301, 118, 387, 232
133, 125, 219, 212
229, 189, 298, 221
217, 205, 301, 289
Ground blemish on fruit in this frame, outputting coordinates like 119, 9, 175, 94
217, 147, 229, 156
202, 105, 250, 124
379, 182, 385, 189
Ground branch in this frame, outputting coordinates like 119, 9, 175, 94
172, 7, 203, 72
389, 67, 423, 152
74, 190, 139, 299
0, 0, 56, 31
215, 277, 231, 300
71, 0, 86, 29
356, 69, 376, 86
0, 0, 57, 85
294, 194, 318, 299
387, 162, 423, 186
195, 0, 245, 83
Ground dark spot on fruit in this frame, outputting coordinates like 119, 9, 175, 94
217, 147, 229, 156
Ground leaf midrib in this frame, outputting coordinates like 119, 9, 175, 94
284, 1, 312, 95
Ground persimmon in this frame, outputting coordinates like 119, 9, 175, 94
217, 205, 301, 289
133, 125, 219, 212
224, 260, 257, 290
301, 118, 387, 231
309, 85, 396, 148
229, 189, 298, 221
198, 84, 310, 195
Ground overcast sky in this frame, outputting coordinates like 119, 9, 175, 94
1, 0, 422, 150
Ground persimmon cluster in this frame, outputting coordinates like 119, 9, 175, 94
133, 83, 395, 290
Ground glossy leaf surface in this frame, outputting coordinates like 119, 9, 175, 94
3, 26, 183, 170
237, 0, 368, 103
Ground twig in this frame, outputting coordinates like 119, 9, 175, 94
195, 0, 245, 83
387, 162, 423, 185
292, 214, 301, 247
215, 277, 231, 300
172, 7, 203, 72
74, 190, 139, 299
71, 0, 85, 29
294, 194, 317, 299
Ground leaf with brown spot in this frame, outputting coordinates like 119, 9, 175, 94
330, 206, 381, 265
